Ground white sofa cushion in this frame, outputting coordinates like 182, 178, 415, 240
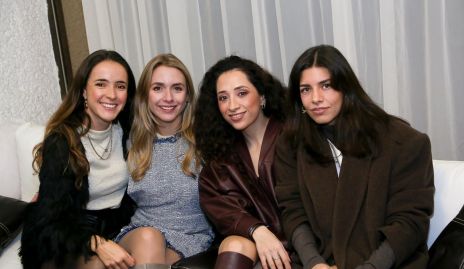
0, 235, 21, 268
0, 120, 24, 199
428, 159, 464, 247
15, 122, 44, 202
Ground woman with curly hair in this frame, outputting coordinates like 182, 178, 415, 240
20, 50, 137, 269
194, 55, 292, 269
274, 45, 434, 269
114, 53, 214, 267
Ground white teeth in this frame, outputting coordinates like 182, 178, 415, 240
160, 106, 175, 111
230, 113, 243, 120
101, 103, 117, 109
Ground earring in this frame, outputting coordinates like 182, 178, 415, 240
84, 98, 88, 108
301, 107, 306, 114
261, 97, 266, 110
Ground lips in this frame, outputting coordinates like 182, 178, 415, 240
100, 102, 117, 109
311, 107, 327, 115
159, 105, 177, 112
229, 112, 245, 121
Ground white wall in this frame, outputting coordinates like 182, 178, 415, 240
0, 0, 61, 124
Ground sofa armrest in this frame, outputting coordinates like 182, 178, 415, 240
0, 196, 27, 252
428, 160, 464, 247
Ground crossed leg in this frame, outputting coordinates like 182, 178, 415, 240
119, 227, 181, 265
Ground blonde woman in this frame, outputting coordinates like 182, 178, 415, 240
114, 54, 214, 267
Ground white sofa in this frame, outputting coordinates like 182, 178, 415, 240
0, 121, 44, 268
0, 121, 463, 268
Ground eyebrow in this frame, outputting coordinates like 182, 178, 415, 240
94, 78, 127, 84
151, 82, 185, 87
299, 79, 331, 87
217, 85, 248, 95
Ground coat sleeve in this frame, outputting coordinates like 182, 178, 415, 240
273, 135, 310, 242
199, 163, 264, 240
378, 131, 434, 266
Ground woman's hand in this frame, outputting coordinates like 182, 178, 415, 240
92, 236, 135, 269
252, 226, 291, 269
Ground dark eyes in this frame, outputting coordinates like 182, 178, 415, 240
237, 90, 248, 97
116, 84, 127, 90
299, 83, 331, 93
174, 86, 184, 92
94, 82, 126, 90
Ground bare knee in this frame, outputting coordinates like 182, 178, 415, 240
218, 235, 257, 260
133, 227, 164, 245
120, 227, 166, 264
121, 227, 165, 249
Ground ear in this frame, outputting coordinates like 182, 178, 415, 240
260, 95, 266, 106
83, 89, 87, 100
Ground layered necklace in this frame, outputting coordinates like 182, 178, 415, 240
86, 125, 113, 160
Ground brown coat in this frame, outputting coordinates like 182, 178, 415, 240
199, 118, 287, 246
274, 119, 434, 269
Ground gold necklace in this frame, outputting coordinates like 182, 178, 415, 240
87, 125, 113, 160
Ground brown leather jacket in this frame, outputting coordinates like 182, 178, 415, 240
199, 118, 287, 247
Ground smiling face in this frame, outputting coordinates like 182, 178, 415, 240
148, 65, 188, 135
299, 67, 343, 125
216, 69, 266, 132
83, 60, 128, 131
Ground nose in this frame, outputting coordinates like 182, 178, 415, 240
164, 89, 173, 101
228, 96, 239, 111
311, 88, 323, 104
106, 85, 117, 99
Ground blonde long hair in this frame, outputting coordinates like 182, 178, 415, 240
128, 53, 199, 180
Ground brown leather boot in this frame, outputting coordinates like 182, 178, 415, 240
214, 251, 254, 269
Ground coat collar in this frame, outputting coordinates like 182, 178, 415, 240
237, 118, 282, 178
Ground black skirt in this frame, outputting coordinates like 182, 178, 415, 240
20, 194, 135, 269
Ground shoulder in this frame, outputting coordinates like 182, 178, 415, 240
383, 118, 429, 146
42, 132, 71, 156
378, 118, 432, 164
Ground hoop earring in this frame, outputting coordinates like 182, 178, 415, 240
301, 107, 306, 114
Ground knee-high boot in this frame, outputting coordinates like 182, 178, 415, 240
214, 251, 254, 269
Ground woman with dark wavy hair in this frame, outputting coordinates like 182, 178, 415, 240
274, 45, 434, 269
194, 55, 292, 269
20, 50, 137, 269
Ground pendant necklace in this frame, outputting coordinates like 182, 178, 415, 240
87, 125, 113, 160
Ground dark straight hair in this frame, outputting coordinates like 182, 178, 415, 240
286, 45, 392, 162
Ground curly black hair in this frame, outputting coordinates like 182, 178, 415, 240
194, 55, 287, 164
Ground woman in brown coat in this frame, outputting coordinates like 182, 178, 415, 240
194, 56, 292, 269
274, 45, 434, 269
